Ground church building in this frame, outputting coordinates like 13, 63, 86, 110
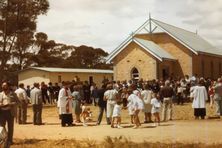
107, 18, 222, 81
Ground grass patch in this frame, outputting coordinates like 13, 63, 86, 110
12, 137, 222, 148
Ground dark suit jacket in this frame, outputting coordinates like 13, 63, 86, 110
97, 88, 106, 108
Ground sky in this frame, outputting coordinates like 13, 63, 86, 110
37, 0, 222, 53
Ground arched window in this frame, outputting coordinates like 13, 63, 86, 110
131, 67, 139, 80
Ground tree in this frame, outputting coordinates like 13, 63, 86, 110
0, 0, 49, 82
0, 0, 112, 83
34, 32, 48, 51
64, 45, 110, 69
12, 30, 34, 70
29, 32, 66, 67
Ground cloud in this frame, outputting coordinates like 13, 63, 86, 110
37, 0, 222, 52
182, 17, 203, 25
37, 0, 157, 52
152, 0, 222, 47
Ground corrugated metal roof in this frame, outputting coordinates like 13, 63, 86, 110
151, 19, 222, 56
106, 18, 222, 63
133, 38, 176, 60
23, 67, 113, 74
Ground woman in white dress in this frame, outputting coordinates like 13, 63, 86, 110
151, 93, 161, 126
111, 101, 122, 129
132, 89, 144, 129
127, 89, 134, 125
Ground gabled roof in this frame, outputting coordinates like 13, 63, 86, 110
107, 18, 222, 63
20, 67, 113, 74
134, 38, 176, 61
106, 37, 175, 62
151, 19, 222, 56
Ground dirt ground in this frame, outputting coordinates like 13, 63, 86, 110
12, 103, 222, 146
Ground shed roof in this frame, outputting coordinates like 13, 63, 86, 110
21, 67, 113, 74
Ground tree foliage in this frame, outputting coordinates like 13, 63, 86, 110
0, 0, 112, 84
64, 45, 109, 69
31, 35, 111, 69
0, 0, 49, 81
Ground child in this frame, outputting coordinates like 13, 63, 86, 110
81, 105, 92, 126
111, 101, 123, 129
132, 90, 144, 129
151, 93, 161, 126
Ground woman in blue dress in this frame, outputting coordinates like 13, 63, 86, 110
72, 85, 82, 123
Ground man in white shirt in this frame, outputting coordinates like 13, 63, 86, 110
15, 83, 28, 124
141, 84, 152, 123
104, 84, 118, 125
0, 82, 20, 146
30, 83, 43, 125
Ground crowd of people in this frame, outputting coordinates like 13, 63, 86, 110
1, 74, 222, 147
